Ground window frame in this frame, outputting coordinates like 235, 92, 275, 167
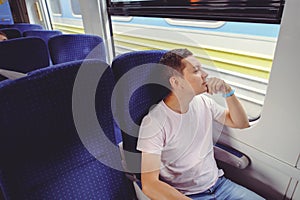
108, 0, 285, 24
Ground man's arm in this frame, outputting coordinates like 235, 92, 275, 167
207, 77, 249, 129
141, 152, 191, 200
223, 93, 250, 128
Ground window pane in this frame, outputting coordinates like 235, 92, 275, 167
112, 16, 280, 118
71, 0, 81, 15
46, 0, 84, 34
49, 0, 62, 15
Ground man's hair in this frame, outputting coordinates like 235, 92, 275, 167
158, 49, 193, 88
159, 48, 193, 74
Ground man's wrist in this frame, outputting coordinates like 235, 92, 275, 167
223, 88, 235, 98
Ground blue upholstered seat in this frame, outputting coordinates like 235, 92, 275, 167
111, 50, 169, 178
23, 30, 62, 44
0, 59, 135, 199
48, 34, 106, 64
0, 37, 49, 73
0, 23, 43, 34
23, 30, 63, 65
0, 28, 21, 39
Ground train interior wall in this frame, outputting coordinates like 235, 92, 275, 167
218, 0, 300, 199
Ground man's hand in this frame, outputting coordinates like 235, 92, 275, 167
206, 77, 231, 95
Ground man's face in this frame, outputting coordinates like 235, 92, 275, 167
180, 55, 208, 95
0, 34, 8, 41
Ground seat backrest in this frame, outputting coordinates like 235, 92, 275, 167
23, 30, 62, 44
48, 34, 106, 64
111, 50, 169, 178
0, 59, 135, 199
0, 28, 21, 39
0, 23, 43, 33
23, 30, 63, 65
0, 37, 49, 73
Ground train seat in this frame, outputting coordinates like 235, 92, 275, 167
0, 59, 135, 199
0, 23, 43, 34
0, 37, 49, 73
48, 34, 106, 65
111, 50, 168, 175
23, 30, 63, 65
111, 50, 170, 200
0, 28, 21, 39
23, 30, 62, 45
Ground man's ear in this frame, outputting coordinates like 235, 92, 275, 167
169, 76, 179, 89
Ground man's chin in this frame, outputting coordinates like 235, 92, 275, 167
202, 87, 208, 94
196, 90, 207, 95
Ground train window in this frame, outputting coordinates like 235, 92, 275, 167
111, 16, 280, 118
70, 0, 81, 16
48, 0, 62, 15
45, 0, 84, 33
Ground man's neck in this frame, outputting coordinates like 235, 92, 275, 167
163, 92, 194, 114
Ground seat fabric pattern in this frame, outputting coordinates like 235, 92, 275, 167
0, 59, 134, 200
48, 34, 106, 64
23, 30, 62, 45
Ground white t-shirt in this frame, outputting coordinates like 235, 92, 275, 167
137, 94, 226, 195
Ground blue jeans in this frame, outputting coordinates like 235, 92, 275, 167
187, 176, 265, 200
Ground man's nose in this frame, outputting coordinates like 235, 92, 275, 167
202, 70, 208, 78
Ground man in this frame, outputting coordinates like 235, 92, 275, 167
0, 31, 8, 41
137, 49, 264, 199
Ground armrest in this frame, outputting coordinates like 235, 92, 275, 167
118, 142, 150, 200
133, 181, 151, 200
214, 143, 250, 169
